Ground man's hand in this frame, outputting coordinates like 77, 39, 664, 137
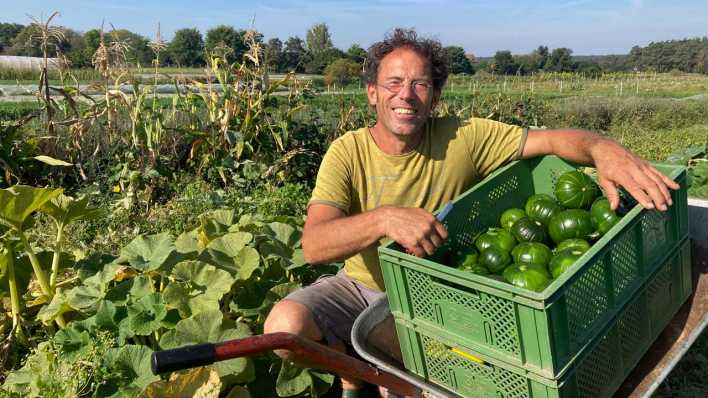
590, 139, 679, 211
381, 206, 448, 257
523, 129, 680, 211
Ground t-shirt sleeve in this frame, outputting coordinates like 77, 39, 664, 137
308, 139, 352, 213
462, 118, 528, 178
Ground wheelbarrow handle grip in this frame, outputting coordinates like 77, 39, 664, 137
151, 343, 216, 374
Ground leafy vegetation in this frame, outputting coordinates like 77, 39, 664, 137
0, 12, 707, 398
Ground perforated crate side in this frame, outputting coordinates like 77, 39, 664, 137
380, 157, 688, 380
394, 241, 690, 398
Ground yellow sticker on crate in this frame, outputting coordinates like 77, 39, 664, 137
450, 347, 486, 364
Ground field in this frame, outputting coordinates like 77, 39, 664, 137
0, 54, 707, 398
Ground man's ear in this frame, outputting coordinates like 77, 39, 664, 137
366, 83, 377, 107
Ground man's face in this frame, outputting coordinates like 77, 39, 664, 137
367, 47, 440, 138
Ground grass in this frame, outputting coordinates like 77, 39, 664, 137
0, 101, 41, 120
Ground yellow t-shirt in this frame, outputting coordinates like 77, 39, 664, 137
308, 116, 527, 291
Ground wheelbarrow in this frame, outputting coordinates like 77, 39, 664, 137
151, 198, 708, 397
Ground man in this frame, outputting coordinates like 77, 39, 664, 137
264, 29, 678, 396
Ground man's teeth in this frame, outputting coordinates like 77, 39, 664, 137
393, 108, 416, 114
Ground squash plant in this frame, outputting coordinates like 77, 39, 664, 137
0, 186, 71, 331
666, 143, 708, 198
3, 207, 337, 397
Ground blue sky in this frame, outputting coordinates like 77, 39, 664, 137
3, 0, 708, 56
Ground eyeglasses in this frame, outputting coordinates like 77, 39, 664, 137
378, 80, 433, 95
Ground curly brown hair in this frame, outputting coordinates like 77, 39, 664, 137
364, 28, 449, 92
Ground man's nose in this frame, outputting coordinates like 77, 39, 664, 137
397, 83, 416, 100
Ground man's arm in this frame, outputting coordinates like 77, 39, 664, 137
522, 129, 679, 211
302, 204, 448, 264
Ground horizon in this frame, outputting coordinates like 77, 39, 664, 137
3, 0, 708, 57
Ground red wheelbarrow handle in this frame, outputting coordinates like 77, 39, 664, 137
151, 332, 419, 396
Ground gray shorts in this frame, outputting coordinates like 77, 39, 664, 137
285, 270, 386, 345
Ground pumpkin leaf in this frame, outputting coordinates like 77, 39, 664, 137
162, 261, 235, 317
40, 194, 102, 229
53, 326, 92, 361
207, 232, 253, 256
159, 310, 253, 380
0, 185, 63, 231
264, 222, 300, 247
175, 229, 200, 254
200, 241, 261, 280
276, 360, 335, 397
116, 233, 186, 273
104, 345, 160, 397
139, 366, 221, 398
37, 289, 73, 325
126, 293, 167, 336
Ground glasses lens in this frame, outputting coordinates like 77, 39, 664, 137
385, 82, 403, 93
413, 81, 432, 94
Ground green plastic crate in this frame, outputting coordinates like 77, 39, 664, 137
395, 239, 692, 398
379, 156, 688, 378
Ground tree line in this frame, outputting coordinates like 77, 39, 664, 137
2, 21, 707, 78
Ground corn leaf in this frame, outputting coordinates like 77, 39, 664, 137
33, 155, 73, 166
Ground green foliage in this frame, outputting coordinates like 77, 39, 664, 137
265, 37, 284, 72
283, 36, 307, 73
0, 23, 24, 53
205, 25, 249, 64
1, 204, 335, 397
444, 46, 474, 74
346, 44, 367, 64
665, 143, 708, 198
305, 23, 333, 56
169, 28, 205, 67
545, 48, 575, 72
492, 50, 518, 75
629, 37, 708, 73
323, 58, 361, 86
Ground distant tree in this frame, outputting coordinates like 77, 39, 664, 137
0, 22, 24, 53
324, 58, 361, 86
264, 38, 283, 72
80, 28, 152, 67
444, 46, 474, 74
62, 28, 90, 67
305, 47, 345, 74
169, 28, 204, 66
492, 50, 518, 75
534, 45, 549, 70
628, 37, 708, 73
346, 43, 367, 63
545, 47, 574, 72
305, 23, 333, 56
283, 36, 307, 72
83, 29, 101, 54
9, 25, 44, 56
575, 59, 602, 77
8, 25, 83, 59
513, 54, 537, 75
205, 25, 245, 63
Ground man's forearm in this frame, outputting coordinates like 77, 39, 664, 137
523, 128, 613, 164
301, 207, 387, 264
